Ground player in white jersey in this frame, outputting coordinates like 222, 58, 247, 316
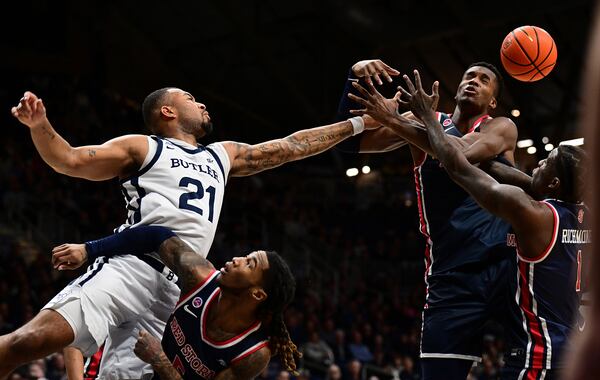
0, 88, 376, 379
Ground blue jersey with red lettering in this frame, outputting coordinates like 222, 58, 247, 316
504, 199, 590, 370
414, 112, 511, 277
159, 271, 269, 379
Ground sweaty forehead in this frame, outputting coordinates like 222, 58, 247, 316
464, 66, 496, 81
249, 250, 270, 270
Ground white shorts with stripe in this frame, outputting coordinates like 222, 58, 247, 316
43, 255, 180, 379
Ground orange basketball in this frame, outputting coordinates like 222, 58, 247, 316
500, 26, 558, 82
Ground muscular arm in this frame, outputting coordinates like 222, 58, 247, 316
157, 237, 216, 295
420, 110, 552, 259
223, 120, 356, 177
215, 347, 271, 380
381, 113, 517, 164
134, 331, 183, 380
481, 159, 535, 196
12, 92, 147, 180
151, 353, 184, 380
54, 226, 215, 295
31, 121, 147, 180
358, 126, 407, 153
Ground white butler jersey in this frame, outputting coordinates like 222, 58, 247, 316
116, 136, 231, 257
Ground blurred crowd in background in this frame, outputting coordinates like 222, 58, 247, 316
1, 75, 511, 380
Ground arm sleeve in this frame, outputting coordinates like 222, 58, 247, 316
85, 226, 177, 262
334, 69, 363, 153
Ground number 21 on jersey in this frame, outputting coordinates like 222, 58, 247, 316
178, 177, 216, 222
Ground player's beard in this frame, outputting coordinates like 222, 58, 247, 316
181, 116, 214, 139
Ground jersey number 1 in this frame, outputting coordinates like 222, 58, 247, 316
179, 177, 216, 222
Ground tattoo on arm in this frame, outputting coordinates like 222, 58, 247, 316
231, 122, 353, 176
88, 149, 96, 157
152, 353, 184, 380
215, 347, 270, 379
158, 237, 215, 293
41, 125, 56, 140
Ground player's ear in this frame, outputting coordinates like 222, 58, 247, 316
251, 287, 267, 302
488, 96, 497, 110
160, 105, 176, 119
548, 177, 560, 191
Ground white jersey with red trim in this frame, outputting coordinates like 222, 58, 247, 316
504, 199, 590, 370
117, 136, 231, 257
160, 271, 269, 379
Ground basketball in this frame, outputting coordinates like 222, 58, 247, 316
500, 26, 558, 82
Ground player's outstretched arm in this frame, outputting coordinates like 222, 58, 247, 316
481, 159, 535, 195
402, 70, 554, 259
215, 346, 271, 380
335, 60, 408, 154
11, 91, 147, 181
349, 80, 517, 164
134, 330, 183, 380
52, 226, 215, 294
222, 117, 378, 177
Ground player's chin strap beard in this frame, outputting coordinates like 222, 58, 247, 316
201, 121, 214, 136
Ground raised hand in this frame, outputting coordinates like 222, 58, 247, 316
347, 80, 402, 126
52, 243, 88, 270
11, 91, 47, 129
351, 59, 400, 85
397, 70, 439, 122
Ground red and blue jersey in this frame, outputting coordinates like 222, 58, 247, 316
159, 271, 269, 379
504, 199, 590, 370
414, 112, 512, 280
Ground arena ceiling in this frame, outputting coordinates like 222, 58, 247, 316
1, 0, 595, 164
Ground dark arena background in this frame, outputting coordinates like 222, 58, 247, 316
0, 1, 596, 379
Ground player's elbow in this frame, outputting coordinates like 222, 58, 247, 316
52, 156, 82, 176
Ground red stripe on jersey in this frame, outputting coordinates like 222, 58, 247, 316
84, 344, 104, 380
177, 269, 217, 307
467, 115, 491, 134
413, 166, 432, 280
526, 368, 539, 380
518, 261, 546, 369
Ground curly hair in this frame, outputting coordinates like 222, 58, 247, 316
555, 145, 588, 203
258, 251, 301, 374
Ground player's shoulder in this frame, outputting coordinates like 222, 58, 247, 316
480, 116, 517, 140
230, 345, 271, 378
107, 134, 151, 146
482, 116, 516, 130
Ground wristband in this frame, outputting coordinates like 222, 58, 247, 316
348, 116, 365, 136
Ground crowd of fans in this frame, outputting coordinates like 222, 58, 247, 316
1, 77, 507, 379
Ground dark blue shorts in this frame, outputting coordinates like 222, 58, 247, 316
420, 255, 514, 361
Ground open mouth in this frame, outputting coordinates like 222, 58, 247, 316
463, 87, 477, 96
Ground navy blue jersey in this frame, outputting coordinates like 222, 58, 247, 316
160, 271, 269, 379
504, 199, 590, 370
414, 112, 511, 277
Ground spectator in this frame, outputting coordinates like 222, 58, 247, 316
348, 330, 374, 363
325, 364, 342, 380
301, 331, 335, 367
347, 359, 362, 380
